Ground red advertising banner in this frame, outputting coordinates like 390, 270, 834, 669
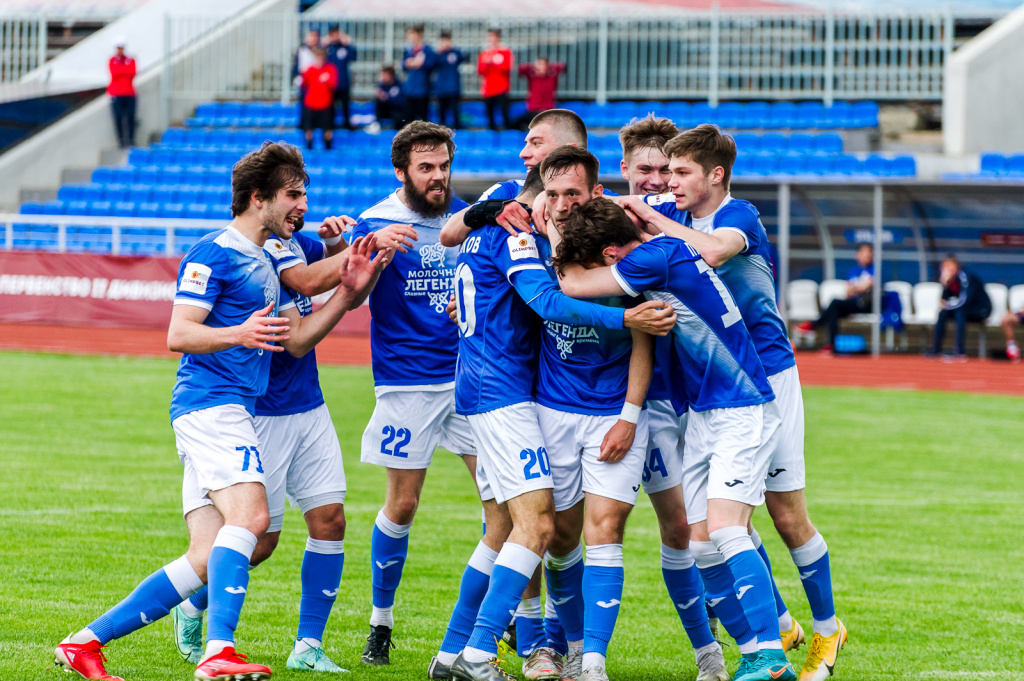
0, 251, 370, 334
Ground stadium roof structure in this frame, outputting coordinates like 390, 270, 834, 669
307, 0, 810, 18
0, 0, 151, 20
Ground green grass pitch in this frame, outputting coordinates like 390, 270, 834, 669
1, 351, 1022, 681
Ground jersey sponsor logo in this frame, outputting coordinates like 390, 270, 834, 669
507, 233, 540, 261
428, 291, 451, 313
179, 263, 211, 295
420, 241, 448, 269
224, 586, 247, 595
404, 242, 455, 310
544, 321, 600, 359
596, 599, 620, 609
266, 240, 291, 260
555, 336, 575, 359
736, 585, 753, 600
644, 193, 675, 206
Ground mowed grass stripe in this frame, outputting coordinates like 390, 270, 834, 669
0, 352, 1021, 681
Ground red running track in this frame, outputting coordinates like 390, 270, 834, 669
2, 324, 1022, 397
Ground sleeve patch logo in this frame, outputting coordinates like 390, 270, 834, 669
507, 233, 539, 261
179, 263, 211, 295
645, 193, 675, 206
266, 240, 291, 260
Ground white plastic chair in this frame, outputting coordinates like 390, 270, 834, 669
985, 283, 1008, 326
885, 281, 914, 322
1010, 284, 1024, 315
818, 279, 849, 310
912, 282, 942, 325
786, 279, 819, 322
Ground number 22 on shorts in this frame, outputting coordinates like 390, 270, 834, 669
381, 425, 411, 458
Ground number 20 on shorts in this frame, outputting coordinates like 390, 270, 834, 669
520, 447, 551, 480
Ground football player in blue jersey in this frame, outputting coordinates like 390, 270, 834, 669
169, 213, 391, 673
54, 142, 382, 681
613, 125, 845, 681
347, 121, 484, 665
615, 117, 730, 681
547, 197, 797, 681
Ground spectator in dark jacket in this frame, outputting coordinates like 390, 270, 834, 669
374, 65, 405, 129
514, 56, 565, 130
402, 24, 436, 123
325, 25, 357, 131
434, 30, 466, 129
929, 255, 992, 360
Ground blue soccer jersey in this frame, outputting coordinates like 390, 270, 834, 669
454, 225, 628, 416
351, 191, 469, 388
534, 236, 636, 416
170, 226, 291, 421
645, 194, 795, 377
256, 232, 328, 417
611, 236, 774, 413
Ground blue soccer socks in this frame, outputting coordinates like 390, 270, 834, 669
438, 541, 498, 663
790, 532, 838, 636
516, 596, 545, 657
205, 525, 258, 650
710, 527, 782, 649
463, 543, 541, 662
544, 544, 585, 642
750, 528, 792, 631
369, 509, 412, 627
297, 537, 345, 643
543, 596, 568, 655
692, 540, 757, 653
582, 544, 625, 671
660, 544, 716, 649
85, 555, 203, 644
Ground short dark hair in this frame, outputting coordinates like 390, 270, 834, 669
327, 25, 340, 33
540, 145, 599, 190
552, 197, 642, 275
488, 27, 502, 38
529, 109, 588, 148
440, 29, 452, 39
664, 123, 737, 191
619, 115, 679, 163
409, 24, 425, 35
381, 65, 396, 77
231, 142, 308, 217
391, 120, 456, 172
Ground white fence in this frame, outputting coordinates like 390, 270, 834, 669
0, 17, 47, 84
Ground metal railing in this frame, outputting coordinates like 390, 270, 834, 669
0, 17, 47, 84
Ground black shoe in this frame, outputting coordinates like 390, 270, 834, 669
361, 624, 395, 665
428, 655, 453, 679
450, 653, 517, 681
500, 620, 517, 654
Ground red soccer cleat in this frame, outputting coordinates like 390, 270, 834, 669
194, 647, 272, 681
795, 321, 814, 333
54, 638, 124, 681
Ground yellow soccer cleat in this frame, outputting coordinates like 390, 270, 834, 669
799, 619, 847, 681
781, 618, 805, 653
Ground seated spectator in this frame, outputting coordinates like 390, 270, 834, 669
299, 47, 338, 150
928, 255, 992, 360
514, 56, 565, 130
374, 65, 405, 130
1000, 301, 1023, 362
796, 243, 875, 354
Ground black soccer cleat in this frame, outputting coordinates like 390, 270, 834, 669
428, 655, 453, 680
361, 624, 395, 665
450, 652, 517, 681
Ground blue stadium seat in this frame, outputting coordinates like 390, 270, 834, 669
128, 184, 153, 203
136, 165, 162, 184
1005, 155, 1024, 176
979, 153, 1007, 177
833, 155, 862, 176
65, 200, 89, 215
161, 128, 187, 145
136, 203, 161, 218
689, 102, 713, 128
113, 201, 136, 217
814, 133, 844, 154
796, 101, 827, 128
57, 185, 84, 202
739, 102, 770, 129
102, 184, 128, 202
789, 134, 816, 153
826, 102, 855, 128
759, 133, 787, 152
20, 201, 45, 214
749, 154, 779, 176
716, 102, 743, 129
91, 166, 117, 183
806, 154, 835, 176
852, 101, 879, 128
128, 149, 151, 165
161, 203, 186, 218
87, 201, 113, 216
892, 156, 916, 177
769, 102, 799, 129
864, 155, 890, 177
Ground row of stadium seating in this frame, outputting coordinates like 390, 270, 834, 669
189, 99, 881, 130
951, 153, 1024, 180
7, 225, 211, 257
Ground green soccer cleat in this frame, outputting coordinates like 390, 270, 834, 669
732, 653, 758, 681
735, 649, 797, 681
287, 643, 349, 673
171, 604, 203, 665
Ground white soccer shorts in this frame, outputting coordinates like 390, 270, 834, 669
255, 403, 347, 533
765, 365, 806, 493
175, 404, 266, 517
680, 401, 781, 524
537, 404, 648, 510
476, 455, 496, 502
361, 387, 476, 470
642, 399, 688, 495
467, 402, 553, 505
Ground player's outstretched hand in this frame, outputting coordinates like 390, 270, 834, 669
495, 201, 533, 236
599, 419, 636, 462
375, 223, 419, 254
339, 234, 384, 294
319, 215, 356, 246
446, 294, 458, 324
237, 303, 290, 352
623, 300, 677, 336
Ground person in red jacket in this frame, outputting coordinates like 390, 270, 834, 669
299, 47, 339, 150
477, 28, 513, 131
514, 56, 565, 130
108, 37, 136, 148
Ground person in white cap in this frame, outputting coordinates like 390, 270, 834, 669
108, 36, 136, 148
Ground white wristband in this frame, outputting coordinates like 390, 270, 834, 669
619, 402, 642, 424
322, 233, 343, 246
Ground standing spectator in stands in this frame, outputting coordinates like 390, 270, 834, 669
796, 243, 875, 354
1000, 301, 1023, 362
929, 255, 992, 361
434, 30, 466, 129
108, 36, 136, 149
299, 47, 338, 150
477, 28, 513, 130
513, 56, 565, 130
402, 25, 436, 124
294, 29, 321, 84
374, 65, 405, 130
326, 25, 357, 131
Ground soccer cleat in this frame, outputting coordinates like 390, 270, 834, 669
798, 619, 847, 681
286, 643, 349, 673
428, 655, 454, 680
579, 665, 609, 681
172, 604, 204, 665
1008, 344, 1021, 363
54, 638, 124, 681
497, 622, 517, 659
734, 649, 796, 681
781, 618, 805, 653
795, 321, 813, 334
361, 624, 395, 665
450, 653, 517, 681
696, 643, 730, 681
194, 647, 272, 681
561, 644, 582, 681
732, 653, 757, 681
708, 616, 720, 643
522, 646, 562, 680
